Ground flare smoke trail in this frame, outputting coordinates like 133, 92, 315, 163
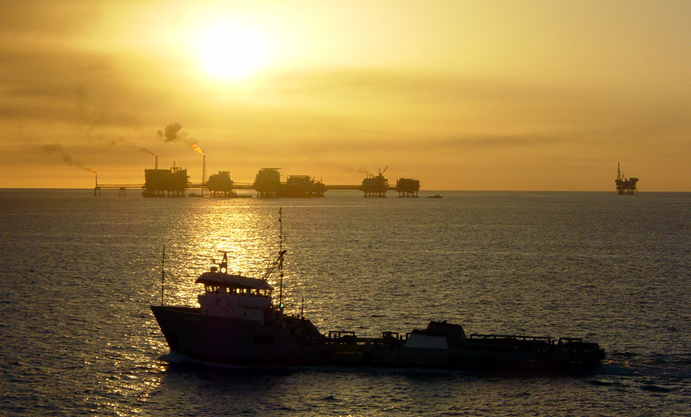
41, 144, 95, 173
106, 138, 157, 156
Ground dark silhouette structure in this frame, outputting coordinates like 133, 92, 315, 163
283, 175, 326, 198
395, 178, 420, 198
254, 168, 283, 198
99, 163, 419, 198
143, 165, 188, 197
615, 163, 639, 195
360, 167, 389, 197
206, 171, 235, 197
253, 168, 326, 198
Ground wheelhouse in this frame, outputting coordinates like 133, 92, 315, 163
196, 271, 273, 298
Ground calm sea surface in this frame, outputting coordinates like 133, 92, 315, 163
1, 189, 690, 416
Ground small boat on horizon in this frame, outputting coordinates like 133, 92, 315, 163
427, 194, 443, 198
150, 211, 605, 372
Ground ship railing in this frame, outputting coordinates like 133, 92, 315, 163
557, 337, 583, 344
382, 331, 406, 341
328, 331, 357, 345
327, 330, 408, 347
469, 334, 554, 344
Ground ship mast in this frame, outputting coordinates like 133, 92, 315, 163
160, 245, 165, 306
278, 207, 284, 311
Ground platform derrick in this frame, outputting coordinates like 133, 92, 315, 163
360, 167, 389, 198
615, 163, 639, 195
395, 178, 420, 198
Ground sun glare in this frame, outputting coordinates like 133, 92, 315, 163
198, 24, 266, 80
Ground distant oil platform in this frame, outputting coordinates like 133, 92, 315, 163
253, 168, 326, 198
92, 157, 420, 198
359, 167, 420, 198
615, 163, 639, 195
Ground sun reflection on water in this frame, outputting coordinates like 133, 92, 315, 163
157, 203, 285, 307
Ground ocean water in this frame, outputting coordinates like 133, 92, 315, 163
1, 189, 690, 416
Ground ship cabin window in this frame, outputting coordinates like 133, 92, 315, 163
260, 289, 271, 297
230, 288, 271, 297
204, 284, 227, 294
203, 285, 271, 297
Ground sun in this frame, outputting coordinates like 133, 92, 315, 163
198, 24, 266, 80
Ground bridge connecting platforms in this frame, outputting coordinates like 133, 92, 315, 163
93, 183, 368, 196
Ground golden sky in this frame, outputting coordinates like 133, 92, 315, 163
2, 0, 690, 190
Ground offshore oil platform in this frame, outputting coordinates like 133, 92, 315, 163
615, 163, 639, 195
141, 155, 248, 198
253, 168, 326, 198
360, 167, 390, 198
142, 158, 188, 197
97, 156, 420, 198
395, 178, 421, 198
359, 167, 420, 198
205, 171, 247, 198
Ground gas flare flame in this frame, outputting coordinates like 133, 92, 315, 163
87, 168, 97, 174
190, 143, 204, 155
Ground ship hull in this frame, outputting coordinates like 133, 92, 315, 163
151, 306, 320, 366
151, 306, 603, 372
314, 344, 602, 372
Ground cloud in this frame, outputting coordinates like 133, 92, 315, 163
0, 1, 96, 38
434, 134, 568, 150
0, 45, 137, 129
265, 68, 562, 107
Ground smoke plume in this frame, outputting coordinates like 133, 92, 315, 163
41, 144, 95, 173
157, 122, 184, 142
157, 122, 204, 155
106, 137, 157, 156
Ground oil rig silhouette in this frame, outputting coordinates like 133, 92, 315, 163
359, 167, 420, 198
254, 168, 326, 198
94, 158, 421, 198
615, 163, 639, 195
142, 158, 187, 197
